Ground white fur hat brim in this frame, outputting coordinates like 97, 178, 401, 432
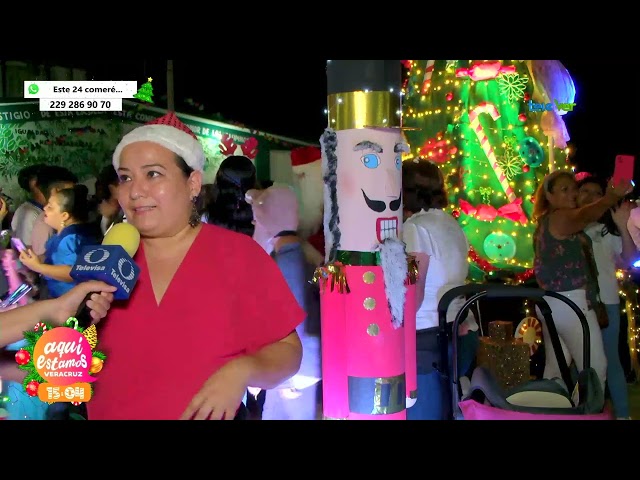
112, 124, 205, 172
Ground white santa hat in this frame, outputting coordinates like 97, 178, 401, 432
113, 112, 205, 172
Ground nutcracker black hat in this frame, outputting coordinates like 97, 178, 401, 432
326, 60, 413, 131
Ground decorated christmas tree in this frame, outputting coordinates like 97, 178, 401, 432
402, 60, 576, 282
133, 77, 154, 104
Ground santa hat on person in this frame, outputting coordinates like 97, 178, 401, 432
291, 146, 323, 239
113, 112, 205, 172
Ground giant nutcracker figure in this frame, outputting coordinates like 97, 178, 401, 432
315, 60, 418, 420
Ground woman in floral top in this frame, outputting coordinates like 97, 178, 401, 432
532, 170, 631, 394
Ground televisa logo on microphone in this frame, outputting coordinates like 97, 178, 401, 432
71, 245, 140, 300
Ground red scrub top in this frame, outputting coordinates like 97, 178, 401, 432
87, 224, 305, 420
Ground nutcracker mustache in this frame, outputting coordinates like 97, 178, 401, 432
362, 190, 402, 213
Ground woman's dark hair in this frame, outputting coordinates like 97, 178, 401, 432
577, 175, 621, 237
95, 165, 120, 202
205, 155, 257, 236
174, 155, 195, 178
57, 185, 90, 223
17, 164, 46, 192
38, 166, 78, 200
402, 159, 448, 213
196, 184, 216, 216
532, 170, 575, 222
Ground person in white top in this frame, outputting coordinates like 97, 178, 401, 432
10, 165, 47, 246
402, 159, 479, 420
577, 175, 635, 419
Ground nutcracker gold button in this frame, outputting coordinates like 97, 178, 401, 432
363, 297, 376, 310
362, 271, 376, 284
367, 323, 380, 336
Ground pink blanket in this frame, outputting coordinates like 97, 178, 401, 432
459, 399, 613, 420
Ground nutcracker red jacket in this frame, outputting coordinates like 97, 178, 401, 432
87, 223, 305, 420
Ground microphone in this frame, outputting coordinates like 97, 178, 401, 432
69, 223, 142, 328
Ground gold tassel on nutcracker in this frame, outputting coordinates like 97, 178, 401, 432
315, 60, 418, 420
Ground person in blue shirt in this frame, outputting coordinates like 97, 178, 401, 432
8, 184, 97, 420
10, 185, 99, 419
19, 184, 97, 299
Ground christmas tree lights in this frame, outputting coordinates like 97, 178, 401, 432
402, 60, 575, 282
618, 270, 640, 380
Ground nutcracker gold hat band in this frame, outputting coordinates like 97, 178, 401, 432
326, 60, 416, 131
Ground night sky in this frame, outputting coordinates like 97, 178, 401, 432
81, 59, 638, 181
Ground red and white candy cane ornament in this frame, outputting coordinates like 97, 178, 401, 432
33, 322, 48, 332
468, 102, 517, 203
421, 60, 436, 93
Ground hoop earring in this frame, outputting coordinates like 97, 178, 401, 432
189, 197, 201, 228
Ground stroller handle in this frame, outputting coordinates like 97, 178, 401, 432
438, 284, 551, 317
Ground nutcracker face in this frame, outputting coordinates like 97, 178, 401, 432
335, 128, 406, 252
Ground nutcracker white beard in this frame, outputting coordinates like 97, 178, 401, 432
293, 161, 324, 240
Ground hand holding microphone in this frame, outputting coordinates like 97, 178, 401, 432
70, 223, 142, 328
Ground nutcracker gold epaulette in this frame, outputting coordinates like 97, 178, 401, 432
406, 255, 418, 285
313, 262, 350, 294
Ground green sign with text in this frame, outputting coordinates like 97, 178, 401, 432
0, 101, 311, 203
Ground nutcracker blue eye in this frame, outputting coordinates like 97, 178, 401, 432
361, 153, 380, 169
395, 155, 402, 170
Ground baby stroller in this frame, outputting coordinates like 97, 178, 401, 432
437, 284, 612, 420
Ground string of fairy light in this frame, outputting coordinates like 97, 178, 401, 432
401, 60, 574, 273
400, 60, 640, 362
618, 270, 640, 378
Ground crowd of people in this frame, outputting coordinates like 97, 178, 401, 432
0, 111, 636, 420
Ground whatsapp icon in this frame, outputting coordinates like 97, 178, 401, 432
28, 84, 39, 95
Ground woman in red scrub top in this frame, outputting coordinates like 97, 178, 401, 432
86, 113, 305, 420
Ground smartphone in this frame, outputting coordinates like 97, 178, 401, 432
10, 237, 27, 253
612, 154, 635, 186
0, 283, 32, 308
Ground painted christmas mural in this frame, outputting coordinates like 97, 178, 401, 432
0, 101, 311, 205
402, 60, 576, 282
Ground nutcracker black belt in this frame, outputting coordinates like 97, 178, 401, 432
348, 373, 406, 415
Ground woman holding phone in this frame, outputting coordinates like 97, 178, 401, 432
532, 171, 632, 398
576, 175, 635, 419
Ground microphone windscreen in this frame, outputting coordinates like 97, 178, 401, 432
102, 223, 141, 258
